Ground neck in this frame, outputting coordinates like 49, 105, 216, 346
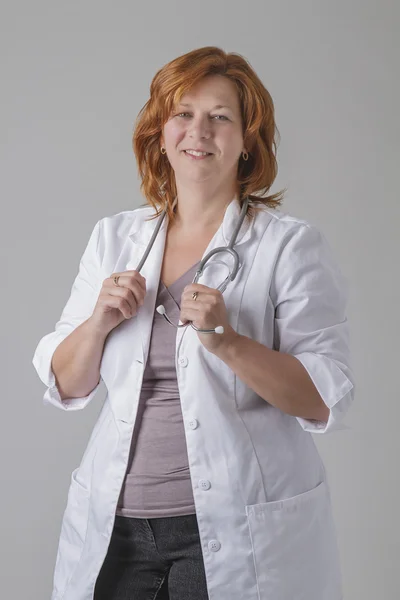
172, 182, 240, 232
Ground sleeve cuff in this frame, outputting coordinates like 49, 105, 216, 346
32, 331, 101, 411
42, 368, 101, 411
293, 351, 355, 434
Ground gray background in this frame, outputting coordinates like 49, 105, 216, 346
2, 1, 399, 598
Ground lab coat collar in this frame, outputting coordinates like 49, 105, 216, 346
128, 196, 255, 248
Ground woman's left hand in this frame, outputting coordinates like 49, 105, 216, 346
180, 283, 239, 355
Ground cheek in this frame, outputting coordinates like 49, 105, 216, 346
164, 120, 185, 145
219, 130, 243, 158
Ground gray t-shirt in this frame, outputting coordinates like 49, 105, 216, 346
116, 261, 201, 518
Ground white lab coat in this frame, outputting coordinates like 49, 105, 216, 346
32, 198, 354, 600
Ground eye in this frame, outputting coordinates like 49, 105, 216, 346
175, 112, 229, 121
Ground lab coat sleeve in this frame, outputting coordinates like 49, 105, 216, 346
271, 223, 355, 434
32, 219, 103, 411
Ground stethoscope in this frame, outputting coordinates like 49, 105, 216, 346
135, 196, 250, 335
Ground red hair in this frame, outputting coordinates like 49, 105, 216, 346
133, 46, 286, 223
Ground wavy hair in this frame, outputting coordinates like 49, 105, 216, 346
133, 46, 286, 223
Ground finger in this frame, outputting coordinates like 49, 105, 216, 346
181, 300, 203, 312
106, 275, 145, 301
99, 294, 133, 319
183, 288, 221, 302
183, 283, 213, 294
182, 291, 220, 305
110, 271, 147, 292
179, 302, 204, 324
179, 307, 212, 330
106, 282, 143, 312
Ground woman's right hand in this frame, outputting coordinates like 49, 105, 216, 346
89, 270, 147, 336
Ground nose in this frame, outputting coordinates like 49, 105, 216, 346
187, 114, 212, 139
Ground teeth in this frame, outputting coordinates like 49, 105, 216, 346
185, 150, 209, 156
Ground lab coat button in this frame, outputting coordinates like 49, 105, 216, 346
188, 419, 198, 430
199, 479, 211, 490
178, 356, 188, 367
208, 539, 221, 552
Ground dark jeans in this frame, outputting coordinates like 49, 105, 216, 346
94, 513, 209, 600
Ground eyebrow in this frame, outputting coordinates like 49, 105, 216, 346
178, 102, 233, 111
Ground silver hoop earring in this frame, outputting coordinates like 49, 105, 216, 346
242, 151, 249, 161
161, 147, 166, 155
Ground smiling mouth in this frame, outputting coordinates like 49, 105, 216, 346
183, 150, 214, 158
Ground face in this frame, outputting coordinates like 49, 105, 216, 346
160, 75, 246, 187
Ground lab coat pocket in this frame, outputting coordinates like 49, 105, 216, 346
245, 481, 343, 600
53, 468, 91, 598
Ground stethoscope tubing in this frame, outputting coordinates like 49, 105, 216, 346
137, 197, 250, 334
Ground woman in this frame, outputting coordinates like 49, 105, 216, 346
33, 46, 354, 600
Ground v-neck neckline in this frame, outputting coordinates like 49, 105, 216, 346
160, 260, 201, 291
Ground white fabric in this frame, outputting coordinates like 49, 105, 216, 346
32, 199, 354, 599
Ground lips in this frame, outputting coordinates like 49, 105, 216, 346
183, 150, 213, 155
183, 150, 213, 160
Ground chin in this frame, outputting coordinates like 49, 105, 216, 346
180, 174, 216, 184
